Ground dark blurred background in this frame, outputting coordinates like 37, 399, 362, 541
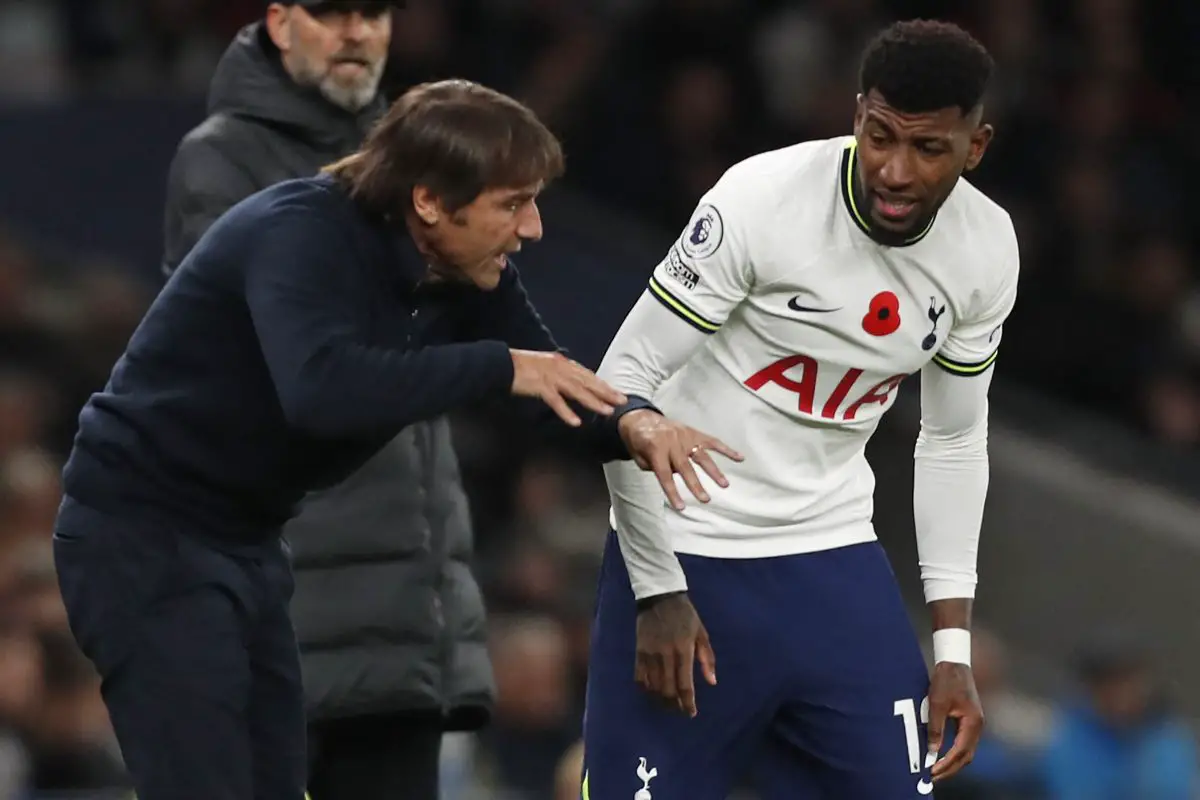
0, 0, 1199, 797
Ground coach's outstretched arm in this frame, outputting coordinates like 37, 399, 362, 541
245, 210, 618, 438
914, 225, 1019, 784
464, 258, 740, 476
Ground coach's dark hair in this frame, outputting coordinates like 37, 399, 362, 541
323, 79, 564, 216
859, 20, 994, 116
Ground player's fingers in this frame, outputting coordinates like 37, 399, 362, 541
696, 625, 717, 686
925, 702, 948, 758
931, 737, 974, 781
658, 649, 680, 709
639, 651, 662, 696
932, 713, 983, 780
676, 641, 698, 717
540, 388, 581, 427
931, 737, 966, 780
634, 655, 649, 690
673, 448, 711, 504
689, 448, 730, 489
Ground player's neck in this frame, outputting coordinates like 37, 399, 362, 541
843, 143, 935, 248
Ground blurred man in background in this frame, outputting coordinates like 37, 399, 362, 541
160, 3, 496, 798
1041, 631, 1199, 799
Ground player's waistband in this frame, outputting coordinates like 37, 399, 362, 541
606, 508, 877, 559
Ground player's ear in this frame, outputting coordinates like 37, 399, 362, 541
853, 94, 866, 137
964, 122, 994, 172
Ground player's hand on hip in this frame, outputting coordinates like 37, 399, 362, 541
927, 661, 985, 783
510, 350, 627, 427
617, 410, 744, 511
635, 592, 716, 718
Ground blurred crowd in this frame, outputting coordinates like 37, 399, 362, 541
4, 0, 1200, 445
0, 0, 1198, 797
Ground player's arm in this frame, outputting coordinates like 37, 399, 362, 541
601, 196, 754, 602
162, 136, 259, 278
916, 227, 1019, 780
245, 211, 519, 438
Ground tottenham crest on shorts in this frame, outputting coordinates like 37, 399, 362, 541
680, 204, 724, 259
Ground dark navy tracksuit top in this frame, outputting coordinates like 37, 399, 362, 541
61, 175, 635, 546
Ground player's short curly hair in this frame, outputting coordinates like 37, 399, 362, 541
858, 20, 994, 115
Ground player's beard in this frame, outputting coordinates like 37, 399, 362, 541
294, 52, 386, 113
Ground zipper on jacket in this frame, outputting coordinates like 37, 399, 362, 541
417, 421, 453, 719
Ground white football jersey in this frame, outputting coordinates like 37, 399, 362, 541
607, 135, 1019, 562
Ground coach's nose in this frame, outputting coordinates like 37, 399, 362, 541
517, 200, 544, 242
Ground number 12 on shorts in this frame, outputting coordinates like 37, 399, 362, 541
894, 696, 935, 795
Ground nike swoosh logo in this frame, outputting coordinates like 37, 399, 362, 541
788, 296, 841, 313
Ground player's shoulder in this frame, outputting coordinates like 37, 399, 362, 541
709, 136, 848, 205
938, 177, 1019, 271
692, 138, 848, 264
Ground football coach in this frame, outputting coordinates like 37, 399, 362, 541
51, 79, 741, 800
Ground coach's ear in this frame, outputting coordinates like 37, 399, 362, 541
411, 185, 441, 226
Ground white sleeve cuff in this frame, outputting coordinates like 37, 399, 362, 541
922, 578, 978, 603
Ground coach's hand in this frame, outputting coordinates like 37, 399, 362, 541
510, 350, 627, 427
635, 592, 716, 717
618, 410, 744, 510
927, 661, 985, 783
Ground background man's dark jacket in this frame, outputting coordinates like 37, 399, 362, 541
159, 23, 494, 727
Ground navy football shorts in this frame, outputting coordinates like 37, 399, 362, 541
581, 530, 935, 799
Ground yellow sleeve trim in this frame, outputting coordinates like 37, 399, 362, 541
648, 276, 721, 334
932, 349, 998, 376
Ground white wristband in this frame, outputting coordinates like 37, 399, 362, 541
932, 628, 972, 666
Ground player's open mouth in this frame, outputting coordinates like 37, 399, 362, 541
872, 194, 917, 221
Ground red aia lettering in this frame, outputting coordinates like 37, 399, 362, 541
744, 355, 909, 420
843, 373, 907, 420
744, 354, 817, 414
